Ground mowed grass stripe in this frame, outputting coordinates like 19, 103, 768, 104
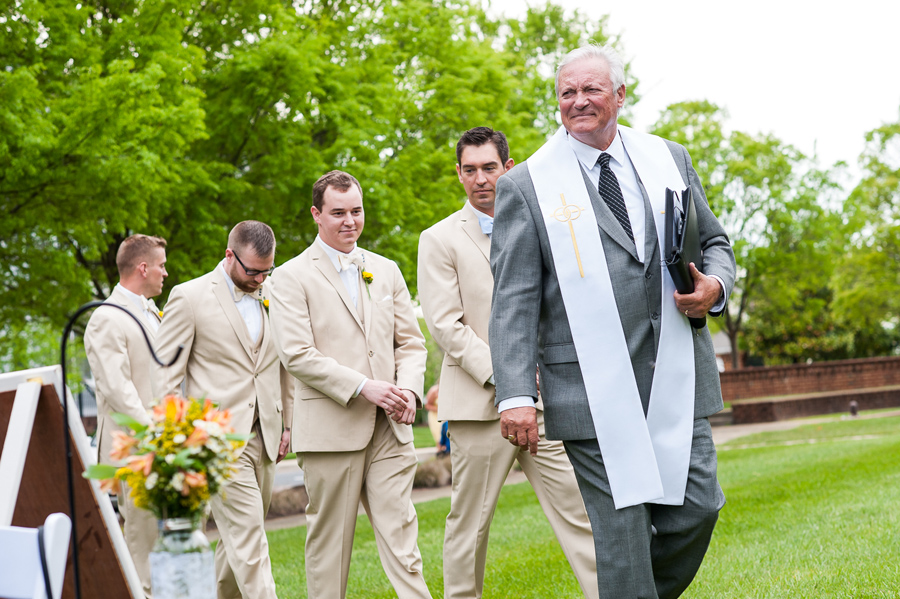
688, 424, 900, 598
267, 416, 900, 598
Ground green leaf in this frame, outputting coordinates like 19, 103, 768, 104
111, 413, 148, 434
83, 464, 120, 480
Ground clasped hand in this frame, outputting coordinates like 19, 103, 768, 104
360, 380, 417, 424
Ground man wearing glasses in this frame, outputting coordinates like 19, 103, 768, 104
155, 220, 294, 599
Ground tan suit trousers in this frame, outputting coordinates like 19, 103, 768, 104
299, 409, 432, 599
443, 418, 598, 599
210, 420, 277, 599
118, 481, 158, 598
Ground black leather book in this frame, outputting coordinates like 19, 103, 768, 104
664, 186, 706, 329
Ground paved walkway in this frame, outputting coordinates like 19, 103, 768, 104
207, 409, 900, 538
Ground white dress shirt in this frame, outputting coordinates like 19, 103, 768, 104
317, 236, 363, 309
316, 236, 369, 398
219, 262, 262, 343
116, 283, 160, 334
568, 131, 648, 262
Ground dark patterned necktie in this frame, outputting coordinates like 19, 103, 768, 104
597, 153, 634, 243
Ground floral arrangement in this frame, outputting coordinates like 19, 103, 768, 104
85, 395, 249, 520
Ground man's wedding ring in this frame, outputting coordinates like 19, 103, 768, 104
684, 309, 689, 316
507, 435, 516, 442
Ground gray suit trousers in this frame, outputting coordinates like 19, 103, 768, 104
563, 418, 725, 599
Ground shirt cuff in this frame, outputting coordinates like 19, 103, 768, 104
353, 378, 368, 398
497, 396, 536, 412
709, 275, 727, 313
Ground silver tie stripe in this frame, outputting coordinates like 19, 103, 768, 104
597, 152, 634, 243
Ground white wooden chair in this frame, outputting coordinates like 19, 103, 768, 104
0, 380, 71, 598
0, 512, 71, 599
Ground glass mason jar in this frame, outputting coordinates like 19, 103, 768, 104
149, 516, 215, 599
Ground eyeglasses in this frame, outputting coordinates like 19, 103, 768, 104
232, 250, 275, 277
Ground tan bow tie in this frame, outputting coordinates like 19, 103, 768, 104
338, 251, 364, 272
140, 296, 158, 313
233, 287, 263, 302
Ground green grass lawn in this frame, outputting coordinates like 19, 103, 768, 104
268, 415, 900, 598
413, 423, 436, 449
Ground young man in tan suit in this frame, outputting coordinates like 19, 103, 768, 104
85, 234, 168, 598
270, 170, 432, 599
418, 128, 599, 599
154, 221, 293, 599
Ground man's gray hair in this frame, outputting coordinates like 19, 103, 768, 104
555, 44, 626, 97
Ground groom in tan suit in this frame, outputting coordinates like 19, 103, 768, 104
270, 170, 432, 599
155, 221, 293, 599
85, 234, 168, 598
418, 128, 598, 599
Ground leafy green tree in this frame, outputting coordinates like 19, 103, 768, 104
1, 0, 620, 366
1, 0, 209, 332
651, 101, 850, 366
831, 110, 900, 356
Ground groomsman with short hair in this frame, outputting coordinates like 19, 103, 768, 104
85, 233, 168, 598
155, 221, 293, 599
270, 170, 432, 599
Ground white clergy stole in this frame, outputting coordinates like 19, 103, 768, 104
527, 125, 695, 509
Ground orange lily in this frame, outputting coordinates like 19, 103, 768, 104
184, 426, 210, 447
183, 471, 207, 495
127, 452, 155, 477
110, 430, 139, 461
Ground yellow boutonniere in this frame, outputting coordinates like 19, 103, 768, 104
263, 298, 269, 308
158, 310, 164, 318
361, 255, 373, 298
362, 271, 373, 298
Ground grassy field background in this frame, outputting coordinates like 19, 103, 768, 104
268, 414, 900, 598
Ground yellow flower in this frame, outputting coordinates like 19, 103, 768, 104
362, 271, 374, 284
158, 310, 164, 318
263, 298, 269, 308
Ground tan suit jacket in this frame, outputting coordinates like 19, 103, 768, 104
84, 285, 160, 598
418, 206, 542, 422
154, 266, 291, 461
85, 286, 159, 464
270, 242, 426, 452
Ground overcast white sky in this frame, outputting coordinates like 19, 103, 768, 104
487, 0, 900, 177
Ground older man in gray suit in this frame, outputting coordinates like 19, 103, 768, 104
489, 44, 736, 599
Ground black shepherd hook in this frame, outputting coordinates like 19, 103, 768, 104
60, 300, 183, 599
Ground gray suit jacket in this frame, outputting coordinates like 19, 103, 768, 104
489, 138, 736, 441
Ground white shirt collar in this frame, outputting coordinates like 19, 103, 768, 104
115, 283, 148, 312
567, 128, 626, 172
